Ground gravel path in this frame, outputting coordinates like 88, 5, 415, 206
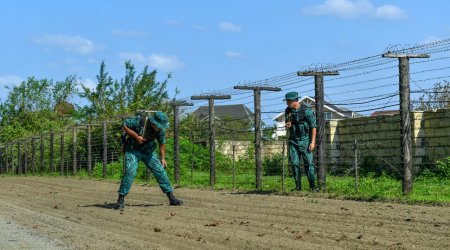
0, 216, 71, 249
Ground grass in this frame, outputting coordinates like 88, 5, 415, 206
173, 171, 450, 205
3, 167, 449, 205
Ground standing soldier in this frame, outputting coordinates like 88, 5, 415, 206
115, 111, 183, 210
284, 92, 317, 191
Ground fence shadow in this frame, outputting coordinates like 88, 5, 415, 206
230, 189, 278, 195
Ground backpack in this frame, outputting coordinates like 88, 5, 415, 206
286, 104, 311, 136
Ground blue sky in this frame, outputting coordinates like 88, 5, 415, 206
1, 0, 449, 123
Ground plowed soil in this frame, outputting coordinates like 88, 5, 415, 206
0, 176, 448, 249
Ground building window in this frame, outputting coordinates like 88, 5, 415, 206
324, 112, 332, 120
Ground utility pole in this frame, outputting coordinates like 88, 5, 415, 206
191, 95, 231, 187
234, 85, 281, 189
382, 52, 430, 194
297, 70, 339, 191
171, 100, 194, 185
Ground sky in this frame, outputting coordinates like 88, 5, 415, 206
1, 0, 449, 124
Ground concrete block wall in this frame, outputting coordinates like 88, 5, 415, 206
216, 109, 450, 172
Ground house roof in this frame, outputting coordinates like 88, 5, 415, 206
273, 96, 360, 120
371, 110, 399, 116
191, 104, 254, 123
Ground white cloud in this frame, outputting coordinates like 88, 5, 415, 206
225, 51, 243, 58
375, 5, 407, 20
32, 34, 99, 54
422, 36, 442, 44
302, 0, 407, 20
193, 24, 207, 32
111, 29, 147, 37
165, 19, 179, 26
78, 78, 97, 91
118, 52, 184, 72
0, 75, 22, 101
0, 75, 22, 87
219, 21, 242, 32
87, 58, 97, 64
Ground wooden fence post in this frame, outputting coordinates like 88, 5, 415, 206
50, 131, 54, 174
31, 138, 36, 175
102, 122, 107, 178
40, 134, 44, 173
87, 125, 92, 176
60, 132, 65, 176
17, 142, 21, 174
354, 139, 359, 192
73, 127, 77, 175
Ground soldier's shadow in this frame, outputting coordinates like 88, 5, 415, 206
83, 203, 163, 209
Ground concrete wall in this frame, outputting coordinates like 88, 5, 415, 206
216, 109, 450, 171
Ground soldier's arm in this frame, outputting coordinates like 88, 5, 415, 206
156, 130, 167, 167
309, 128, 316, 151
306, 108, 317, 151
285, 109, 291, 128
123, 125, 146, 144
159, 143, 167, 167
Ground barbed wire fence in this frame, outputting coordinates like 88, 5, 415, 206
0, 39, 449, 195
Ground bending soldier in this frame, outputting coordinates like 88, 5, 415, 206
115, 111, 183, 210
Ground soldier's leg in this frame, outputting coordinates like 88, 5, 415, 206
143, 152, 173, 193
144, 153, 183, 205
301, 147, 316, 190
118, 150, 140, 196
289, 142, 302, 191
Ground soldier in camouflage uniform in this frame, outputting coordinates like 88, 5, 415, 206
284, 92, 317, 191
114, 111, 183, 210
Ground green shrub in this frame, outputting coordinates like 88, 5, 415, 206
435, 157, 450, 178
263, 153, 286, 176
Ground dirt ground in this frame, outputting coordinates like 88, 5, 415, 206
0, 176, 448, 250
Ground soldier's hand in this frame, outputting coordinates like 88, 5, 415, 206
286, 122, 292, 128
161, 158, 167, 169
309, 142, 316, 152
136, 136, 146, 144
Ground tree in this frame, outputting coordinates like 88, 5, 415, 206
79, 61, 171, 121
0, 76, 77, 142
414, 81, 450, 111
79, 61, 117, 120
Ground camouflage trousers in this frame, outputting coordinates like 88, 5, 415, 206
288, 139, 316, 187
118, 149, 173, 196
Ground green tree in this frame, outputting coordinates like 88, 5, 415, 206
79, 61, 171, 121
414, 81, 450, 111
79, 61, 117, 120
0, 76, 77, 142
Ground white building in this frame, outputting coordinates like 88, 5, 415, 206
272, 96, 361, 139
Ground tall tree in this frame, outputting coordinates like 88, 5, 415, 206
79, 61, 117, 120
0, 76, 77, 142
414, 81, 450, 111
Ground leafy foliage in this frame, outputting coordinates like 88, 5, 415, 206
414, 81, 450, 111
263, 153, 287, 176
421, 156, 450, 178
78, 61, 171, 122
0, 76, 78, 142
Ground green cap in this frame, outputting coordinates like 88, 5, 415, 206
283, 91, 299, 101
148, 111, 169, 130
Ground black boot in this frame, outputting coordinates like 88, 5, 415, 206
309, 180, 317, 192
295, 180, 302, 191
114, 194, 125, 210
166, 192, 183, 206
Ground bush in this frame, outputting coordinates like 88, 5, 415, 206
360, 156, 401, 179
421, 156, 450, 179
263, 153, 287, 176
